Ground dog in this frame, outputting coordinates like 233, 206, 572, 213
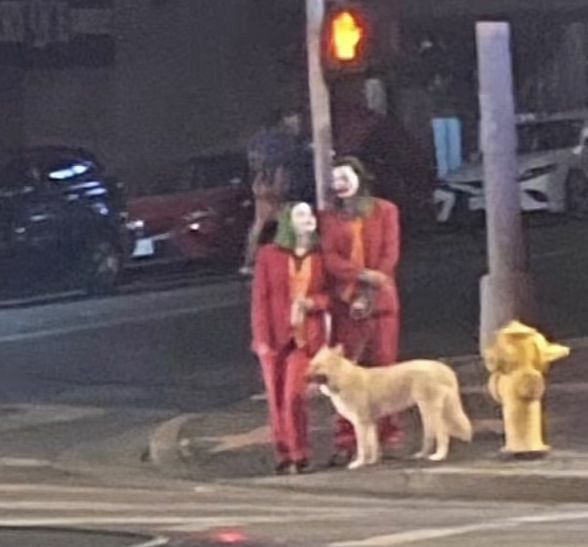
308, 345, 473, 470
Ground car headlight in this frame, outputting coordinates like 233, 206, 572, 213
126, 219, 145, 231
518, 164, 557, 182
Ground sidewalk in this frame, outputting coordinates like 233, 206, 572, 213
150, 342, 588, 503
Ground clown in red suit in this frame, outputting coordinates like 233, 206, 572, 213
320, 157, 402, 465
251, 202, 329, 474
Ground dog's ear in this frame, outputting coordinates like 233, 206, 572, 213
332, 343, 344, 356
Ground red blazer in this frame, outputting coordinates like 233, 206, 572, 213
252, 244, 330, 355
320, 198, 400, 313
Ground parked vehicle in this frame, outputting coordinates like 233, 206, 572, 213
434, 111, 588, 225
0, 146, 129, 296
127, 151, 253, 268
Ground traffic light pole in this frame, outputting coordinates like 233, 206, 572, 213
477, 22, 536, 353
306, 0, 333, 210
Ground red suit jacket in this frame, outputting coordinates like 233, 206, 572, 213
252, 244, 330, 355
320, 198, 400, 314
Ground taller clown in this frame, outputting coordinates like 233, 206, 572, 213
320, 157, 403, 465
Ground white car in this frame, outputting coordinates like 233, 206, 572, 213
434, 111, 588, 225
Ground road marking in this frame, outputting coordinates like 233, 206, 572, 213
0, 484, 185, 495
515, 510, 588, 523
0, 500, 370, 514
0, 458, 52, 468
329, 522, 515, 546
163, 512, 367, 533
0, 518, 210, 531
0, 514, 350, 531
0, 404, 106, 432
0, 517, 204, 526
419, 465, 588, 477
0, 483, 396, 514
329, 510, 588, 546
130, 539, 169, 547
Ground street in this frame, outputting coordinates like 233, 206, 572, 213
0, 219, 587, 545
400, 218, 588, 355
3, 481, 588, 546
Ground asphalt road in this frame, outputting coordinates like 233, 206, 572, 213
3, 481, 588, 546
0, 529, 157, 547
399, 218, 588, 355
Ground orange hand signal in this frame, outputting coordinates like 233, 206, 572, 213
332, 11, 363, 61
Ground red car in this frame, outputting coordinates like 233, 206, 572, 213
127, 152, 253, 267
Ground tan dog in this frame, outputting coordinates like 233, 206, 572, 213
308, 345, 473, 469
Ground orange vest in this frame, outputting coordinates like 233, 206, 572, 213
289, 255, 312, 348
343, 218, 365, 302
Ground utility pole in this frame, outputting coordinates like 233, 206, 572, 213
306, 0, 333, 210
477, 22, 536, 353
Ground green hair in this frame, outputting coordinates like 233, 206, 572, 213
274, 203, 319, 251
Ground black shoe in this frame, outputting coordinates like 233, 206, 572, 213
274, 461, 292, 475
292, 459, 312, 474
327, 450, 353, 468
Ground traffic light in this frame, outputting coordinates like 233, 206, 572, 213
322, 2, 372, 77
331, 10, 363, 61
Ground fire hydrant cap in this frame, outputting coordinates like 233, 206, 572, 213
500, 320, 537, 336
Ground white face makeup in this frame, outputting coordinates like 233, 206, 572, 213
332, 165, 360, 199
290, 202, 317, 237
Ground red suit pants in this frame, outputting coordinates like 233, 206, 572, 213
259, 343, 310, 463
332, 307, 402, 452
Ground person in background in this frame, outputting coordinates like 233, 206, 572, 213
320, 157, 403, 466
429, 75, 463, 179
241, 108, 311, 274
251, 202, 330, 474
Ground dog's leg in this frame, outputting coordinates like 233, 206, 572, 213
428, 407, 450, 462
348, 421, 369, 470
444, 387, 473, 442
365, 423, 381, 465
412, 402, 435, 459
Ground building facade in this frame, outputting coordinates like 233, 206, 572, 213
0, 0, 303, 194
2, 0, 588, 196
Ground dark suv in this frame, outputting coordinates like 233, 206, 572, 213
0, 146, 129, 297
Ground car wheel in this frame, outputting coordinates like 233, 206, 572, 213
85, 239, 122, 294
566, 171, 588, 218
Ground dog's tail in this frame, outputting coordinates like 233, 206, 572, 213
444, 388, 473, 442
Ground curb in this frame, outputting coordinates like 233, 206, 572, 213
148, 414, 198, 478
235, 461, 588, 504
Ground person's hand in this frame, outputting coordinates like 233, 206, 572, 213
256, 343, 275, 358
299, 298, 315, 312
361, 269, 389, 288
290, 300, 305, 328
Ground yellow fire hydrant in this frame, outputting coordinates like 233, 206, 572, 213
484, 321, 570, 455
